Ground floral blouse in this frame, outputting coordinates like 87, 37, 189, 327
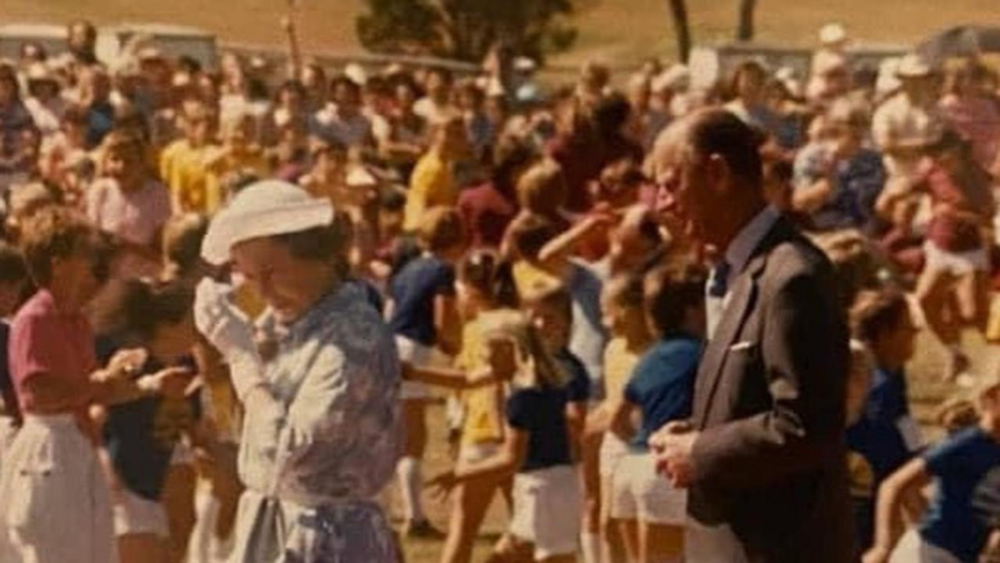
232, 280, 401, 563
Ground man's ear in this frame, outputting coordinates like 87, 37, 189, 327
705, 153, 732, 194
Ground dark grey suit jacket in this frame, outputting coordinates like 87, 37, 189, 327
689, 216, 853, 563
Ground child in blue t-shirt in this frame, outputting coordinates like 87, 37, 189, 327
864, 374, 1000, 563
429, 313, 583, 562
847, 290, 923, 553
387, 205, 465, 538
606, 262, 705, 563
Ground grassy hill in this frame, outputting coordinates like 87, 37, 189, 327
3, 0, 999, 66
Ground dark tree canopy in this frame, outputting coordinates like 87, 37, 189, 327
356, 0, 578, 63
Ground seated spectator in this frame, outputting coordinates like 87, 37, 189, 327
311, 76, 374, 151
86, 131, 171, 279
793, 100, 886, 232
160, 100, 222, 214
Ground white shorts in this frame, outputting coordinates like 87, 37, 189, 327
889, 528, 962, 563
113, 487, 170, 538
396, 336, 450, 400
510, 465, 583, 559
610, 452, 687, 525
0, 414, 117, 563
599, 433, 629, 479
458, 441, 501, 464
924, 242, 989, 276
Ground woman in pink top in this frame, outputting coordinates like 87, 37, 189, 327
86, 130, 172, 280
939, 61, 1000, 174
0, 207, 194, 563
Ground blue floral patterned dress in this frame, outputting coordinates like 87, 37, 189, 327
229, 281, 402, 563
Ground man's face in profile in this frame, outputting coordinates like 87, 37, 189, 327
651, 129, 713, 245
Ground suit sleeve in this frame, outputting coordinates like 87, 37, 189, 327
690, 267, 848, 489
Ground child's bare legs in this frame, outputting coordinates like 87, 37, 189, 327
440, 474, 501, 563
916, 266, 966, 380
639, 523, 683, 563
953, 270, 989, 332
162, 462, 196, 563
119, 534, 169, 563
616, 519, 639, 563
600, 475, 627, 562
580, 433, 602, 563
399, 399, 438, 535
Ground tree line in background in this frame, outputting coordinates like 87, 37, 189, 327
355, 0, 759, 64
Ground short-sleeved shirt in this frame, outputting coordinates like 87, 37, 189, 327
939, 94, 1000, 172
388, 255, 455, 346
310, 106, 373, 149
455, 309, 521, 447
793, 143, 886, 232
404, 151, 456, 231
555, 348, 591, 404
603, 337, 642, 404
160, 140, 222, 214
99, 339, 202, 501
872, 93, 946, 177
624, 336, 701, 451
8, 290, 97, 414
506, 384, 572, 472
457, 182, 517, 250
86, 178, 171, 247
920, 426, 1000, 562
919, 163, 994, 253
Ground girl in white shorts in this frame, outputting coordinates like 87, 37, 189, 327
429, 313, 582, 562
607, 264, 705, 563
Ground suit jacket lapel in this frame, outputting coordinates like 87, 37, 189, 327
693, 215, 798, 428
694, 259, 761, 428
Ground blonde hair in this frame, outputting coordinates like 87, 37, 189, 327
480, 311, 566, 389
516, 159, 566, 213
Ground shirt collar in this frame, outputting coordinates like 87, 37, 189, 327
723, 205, 781, 277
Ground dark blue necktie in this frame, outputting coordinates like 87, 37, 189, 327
708, 260, 731, 298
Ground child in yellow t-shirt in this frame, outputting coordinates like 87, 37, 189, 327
160, 100, 223, 215
402, 249, 519, 561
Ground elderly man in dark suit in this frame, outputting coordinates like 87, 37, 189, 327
649, 109, 853, 562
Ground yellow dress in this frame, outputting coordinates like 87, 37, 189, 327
455, 309, 522, 447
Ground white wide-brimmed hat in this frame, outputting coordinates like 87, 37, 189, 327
896, 54, 934, 78
201, 180, 334, 265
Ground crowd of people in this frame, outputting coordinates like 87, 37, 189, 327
0, 17, 998, 563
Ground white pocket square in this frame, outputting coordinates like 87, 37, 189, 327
729, 341, 756, 351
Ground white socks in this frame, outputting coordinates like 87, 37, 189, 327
397, 456, 425, 522
580, 531, 603, 563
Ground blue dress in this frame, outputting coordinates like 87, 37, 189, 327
230, 281, 402, 563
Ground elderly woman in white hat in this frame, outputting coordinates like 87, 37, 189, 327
194, 180, 401, 562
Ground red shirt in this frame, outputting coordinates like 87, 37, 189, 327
458, 182, 518, 250
8, 290, 97, 414
922, 164, 994, 253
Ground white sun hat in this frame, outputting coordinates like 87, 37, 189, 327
201, 180, 334, 265
819, 23, 848, 46
895, 53, 933, 79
